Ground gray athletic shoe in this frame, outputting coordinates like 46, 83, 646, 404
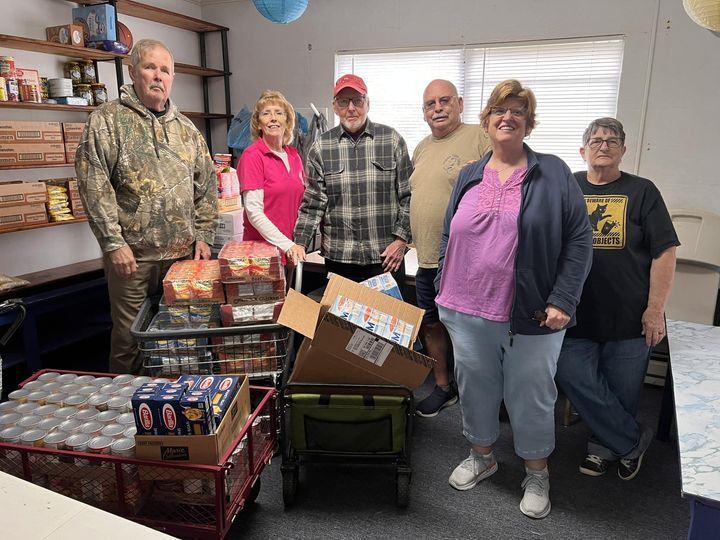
520, 468, 551, 519
448, 451, 498, 491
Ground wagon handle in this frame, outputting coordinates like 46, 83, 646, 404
0, 299, 26, 347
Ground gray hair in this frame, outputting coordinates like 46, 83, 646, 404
129, 39, 175, 73
582, 117, 626, 146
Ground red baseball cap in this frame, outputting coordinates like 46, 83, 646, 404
333, 74, 368, 97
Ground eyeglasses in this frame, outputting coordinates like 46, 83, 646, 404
422, 96, 457, 111
334, 95, 366, 108
490, 106, 526, 118
587, 137, 623, 149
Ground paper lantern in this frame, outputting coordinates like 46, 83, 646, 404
253, 0, 309, 24
683, 0, 720, 32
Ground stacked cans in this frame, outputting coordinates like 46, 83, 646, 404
47, 78, 75, 98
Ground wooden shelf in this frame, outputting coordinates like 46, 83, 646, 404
0, 101, 97, 113
118, 58, 226, 77
0, 162, 75, 171
182, 111, 232, 120
0, 34, 122, 61
71, 0, 229, 32
0, 217, 88, 235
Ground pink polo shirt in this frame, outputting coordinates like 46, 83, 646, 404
239, 138, 305, 244
436, 166, 527, 321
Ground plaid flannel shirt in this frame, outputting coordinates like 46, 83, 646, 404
294, 120, 413, 265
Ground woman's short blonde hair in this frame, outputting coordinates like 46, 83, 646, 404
250, 90, 296, 145
480, 79, 537, 134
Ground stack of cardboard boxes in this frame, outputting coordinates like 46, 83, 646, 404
0, 181, 48, 230
0, 120, 85, 166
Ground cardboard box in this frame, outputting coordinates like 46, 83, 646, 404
62, 122, 86, 143
134, 375, 250, 465
0, 181, 48, 207
14, 68, 40, 88
217, 208, 244, 236
0, 121, 63, 144
65, 142, 79, 163
0, 143, 66, 166
218, 195, 241, 212
46, 24, 85, 47
72, 4, 117, 42
0, 203, 48, 230
279, 273, 434, 389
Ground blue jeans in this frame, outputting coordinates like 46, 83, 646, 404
556, 337, 650, 460
439, 305, 565, 460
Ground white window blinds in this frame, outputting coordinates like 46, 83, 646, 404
336, 39, 624, 172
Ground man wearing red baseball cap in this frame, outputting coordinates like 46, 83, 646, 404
292, 74, 413, 290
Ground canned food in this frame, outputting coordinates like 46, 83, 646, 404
77, 385, 98, 396
96, 410, 119, 424
20, 82, 41, 103
63, 394, 89, 409
8, 389, 29, 402
59, 383, 81, 394
75, 375, 97, 385
65, 433, 91, 465
87, 394, 110, 411
0, 402, 16, 414
34, 404, 60, 418
123, 426, 137, 438
111, 437, 135, 457
118, 386, 135, 398
15, 402, 39, 415
0, 55, 15, 77
37, 372, 61, 381
74, 408, 99, 422
56, 373, 78, 384
22, 380, 45, 391
74, 83, 93, 106
44, 430, 70, 450
80, 60, 97, 84
79, 421, 103, 436
26, 391, 49, 405
17, 415, 42, 429
101, 423, 125, 438
41, 382, 62, 394
5, 77, 19, 102
47, 78, 74, 98
107, 396, 130, 412
19, 428, 47, 447
58, 419, 83, 434
0, 77, 6, 101
87, 435, 113, 454
45, 394, 67, 406
37, 417, 63, 432
131, 376, 153, 387
53, 407, 78, 421
116, 412, 135, 426
0, 412, 21, 428
99, 384, 120, 396
63, 61, 81, 84
92, 377, 113, 387
0, 425, 24, 442
112, 374, 135, 386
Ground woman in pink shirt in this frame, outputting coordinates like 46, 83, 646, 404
239, 90, 306, 265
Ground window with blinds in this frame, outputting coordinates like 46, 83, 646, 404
336, 38, 624, 172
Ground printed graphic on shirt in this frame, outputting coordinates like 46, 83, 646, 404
585, 195, 627, 249
442, 154, 462, 175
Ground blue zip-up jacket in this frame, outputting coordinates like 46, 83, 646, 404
435, 144, 592, 336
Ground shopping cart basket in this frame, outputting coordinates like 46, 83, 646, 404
130, 298, 291, 389
0, 368, 277, 540
281, 382, 415, 508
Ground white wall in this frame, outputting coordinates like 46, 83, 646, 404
0, 0, 209, 276
2, 0, 719, 276
204, 0, 719, 212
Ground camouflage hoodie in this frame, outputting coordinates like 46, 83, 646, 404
75, 84, 218, 260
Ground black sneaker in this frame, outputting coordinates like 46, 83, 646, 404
416, 385, 458, 417
579, 454, 609, 477
618, 426, 653, 481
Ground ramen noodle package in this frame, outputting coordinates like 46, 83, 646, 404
162, 260, 225, 305
217, 240, 283, 283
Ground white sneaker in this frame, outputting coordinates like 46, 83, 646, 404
520, 468, 551, 519
448, 451, 498, 491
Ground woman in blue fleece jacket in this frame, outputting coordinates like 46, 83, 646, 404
434, 79, 592, 519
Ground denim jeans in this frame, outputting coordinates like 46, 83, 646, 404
556, 337, 650, 460
439, 305, 565, 460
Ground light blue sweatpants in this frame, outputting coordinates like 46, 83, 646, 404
439, 306, 565, 460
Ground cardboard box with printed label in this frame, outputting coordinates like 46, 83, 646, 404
0, 203, 48, 230
72, 4, 117, 42
65, 142, 79, 163
0, 121, 63, 144
0, 181, 48, 207
0, 143, 66, 166
62, 122, 86, 143
134, 375, 250, 465
278, 273, 434, 389
218, 195, 241, 213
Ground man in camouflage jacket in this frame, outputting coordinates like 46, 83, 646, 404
76, 39, 218, 374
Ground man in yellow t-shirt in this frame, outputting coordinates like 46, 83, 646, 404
411, 79, 490, 417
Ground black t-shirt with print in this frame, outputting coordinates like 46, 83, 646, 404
566, 171, 679, 341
